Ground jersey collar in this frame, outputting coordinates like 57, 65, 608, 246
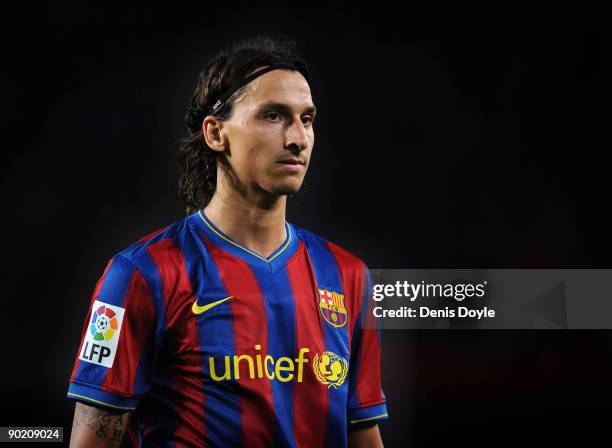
191, 209, 299, 272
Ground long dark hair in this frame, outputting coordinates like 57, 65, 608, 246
178, 35, 311, 215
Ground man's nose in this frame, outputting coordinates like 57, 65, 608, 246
285, 118, 309, 152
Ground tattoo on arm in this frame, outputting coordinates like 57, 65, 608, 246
72, 402, 130, 446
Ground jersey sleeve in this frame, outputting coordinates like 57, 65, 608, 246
347, 266, 389, 427
67, 254, 160, 412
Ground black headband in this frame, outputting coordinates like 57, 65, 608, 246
210, 63, 301, 115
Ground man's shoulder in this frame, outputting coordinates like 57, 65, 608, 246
292, 223, 368, 272
113, 214, 196, 269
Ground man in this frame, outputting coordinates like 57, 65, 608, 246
68, 36, 388, 447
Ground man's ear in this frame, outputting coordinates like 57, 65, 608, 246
202, 116, 227, 152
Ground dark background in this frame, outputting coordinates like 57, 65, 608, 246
2, 2, 611, 446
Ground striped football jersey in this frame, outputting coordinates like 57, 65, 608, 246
68, 210, 388, 447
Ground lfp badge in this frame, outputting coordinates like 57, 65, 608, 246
79, 300, 125, 368
318, 289, 347, 328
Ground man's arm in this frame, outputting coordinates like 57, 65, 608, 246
348, 424, 384, 448
69, 402, 131, 448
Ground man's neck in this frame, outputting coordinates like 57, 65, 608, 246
204, 186, 288, 260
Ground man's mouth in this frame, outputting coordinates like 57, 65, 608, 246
277, 159, 306, 172
277, 159, 305, 166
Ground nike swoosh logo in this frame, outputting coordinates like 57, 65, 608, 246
192, 296, 233, 315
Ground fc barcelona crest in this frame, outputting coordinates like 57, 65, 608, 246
318, 289, 347, 328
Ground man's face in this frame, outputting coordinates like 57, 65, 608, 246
220, 69, 316, 197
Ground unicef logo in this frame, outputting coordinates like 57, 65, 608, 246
312, 351, 349, 389
89, 305, 119, 341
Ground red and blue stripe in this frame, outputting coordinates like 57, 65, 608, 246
68, 211, 388, 447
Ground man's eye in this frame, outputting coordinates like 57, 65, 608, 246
302, 115, 314, 125
265, 112, 282, 121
